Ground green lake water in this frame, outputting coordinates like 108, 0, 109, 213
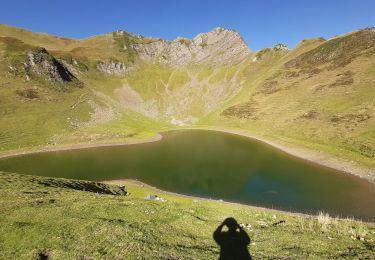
1, 130, 374, 221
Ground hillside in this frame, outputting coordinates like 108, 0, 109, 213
210, 28, 375, 175
0, 171, 374, 259
0, 24, 374, 177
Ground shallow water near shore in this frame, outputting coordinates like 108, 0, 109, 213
1, 130, 375, 221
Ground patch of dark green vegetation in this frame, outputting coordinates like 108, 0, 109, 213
221, 100, 258, 119
330, 111, 370, 125
329, 71, 354, 87
343, 140, 375, 159
15, 88, 39, 99
284, 70, 300, 78
259, 80, 281, 94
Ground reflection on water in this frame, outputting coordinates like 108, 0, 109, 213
0, 130, 375, 221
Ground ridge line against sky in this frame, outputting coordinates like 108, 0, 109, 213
1, 0, 374, 51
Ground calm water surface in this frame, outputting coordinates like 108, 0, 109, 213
1, 130, 375, 221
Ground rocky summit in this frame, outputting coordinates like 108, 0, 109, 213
131, 27, 252, 65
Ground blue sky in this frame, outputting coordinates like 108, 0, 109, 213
1, 0, 374, 51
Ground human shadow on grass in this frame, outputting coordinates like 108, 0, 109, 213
213, 217, 252, 260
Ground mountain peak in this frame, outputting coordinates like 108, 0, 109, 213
129, 27, 251, 66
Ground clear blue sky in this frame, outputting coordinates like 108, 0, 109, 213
1, 0, 374, 51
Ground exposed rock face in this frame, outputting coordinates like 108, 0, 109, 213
96, 61, 130, 76
273, 43, 288, 51
26, 47, 78, 83
129, 27, 252, 65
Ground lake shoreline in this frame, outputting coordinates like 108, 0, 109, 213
104, 178, 375, 223
0, 134, 162, 159
185, 127, 375, 183
104, 178, 314, 219
0, 127, 374, 183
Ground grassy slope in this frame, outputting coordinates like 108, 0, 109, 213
0, 36, 88, 151
0, 24, 77, 51
202, 30, 375, 170
1, 172, 374, 259
0, 26, 171, 153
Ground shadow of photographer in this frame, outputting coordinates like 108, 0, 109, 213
213, 217, 252, 260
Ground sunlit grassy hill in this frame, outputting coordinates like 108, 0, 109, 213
1, 171, 374, 259
204, 28, 375, 171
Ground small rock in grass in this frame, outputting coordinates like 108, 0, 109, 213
144, 194, 165, 201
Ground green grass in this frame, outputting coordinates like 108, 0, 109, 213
0, 172, 374, 259
0, 24, 76, 51
57, 111, 170, 145
167, 69, 190, 91
125, 63, 173, 100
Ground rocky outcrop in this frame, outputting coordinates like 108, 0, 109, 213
120, 27, 251, 66
273, 43, 288, 51
96, 61, 130, 76
26, 47, 78, 84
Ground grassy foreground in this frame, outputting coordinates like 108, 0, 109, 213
0, 172, 374, 259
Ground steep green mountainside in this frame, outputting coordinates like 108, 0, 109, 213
0, 24, 374, 172
211, 28, 375, 169
0, 24, 251, 151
